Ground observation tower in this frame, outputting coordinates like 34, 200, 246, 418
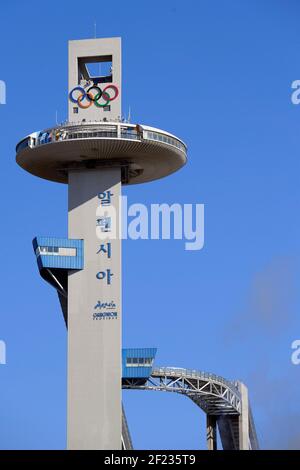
16, 38, 187, 450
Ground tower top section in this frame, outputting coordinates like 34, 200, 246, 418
68, 37, 121, 123
16, 36, 187, 185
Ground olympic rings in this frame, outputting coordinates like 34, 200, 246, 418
69, 86, 85, 103
69, 84, 119, 108
78, 92, 93, 109
94, 91, 111, 108
103, 85, 119, 101
86, 86, 102, 101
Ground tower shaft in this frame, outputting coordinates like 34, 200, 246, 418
67, 168, 122, 449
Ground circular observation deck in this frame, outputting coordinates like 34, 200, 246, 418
16, 122, 187, 184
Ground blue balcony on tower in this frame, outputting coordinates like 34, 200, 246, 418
33, 236, 84, 326
122, 348, 157, 384
33, 236, 84, 271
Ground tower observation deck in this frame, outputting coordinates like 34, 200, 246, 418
16, 37, 186, 185
16, 37, 258, 450
16, 120, 187, 185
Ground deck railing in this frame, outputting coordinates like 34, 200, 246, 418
16, 122, 187, 155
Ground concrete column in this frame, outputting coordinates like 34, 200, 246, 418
206, 415, 217, 450
238, 382, 249, 450
67, 168, 122, 450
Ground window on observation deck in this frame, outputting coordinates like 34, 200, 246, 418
36, 246, 77, 257
126, 357, 154, 367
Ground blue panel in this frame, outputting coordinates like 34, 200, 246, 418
32, 236, 84, 270
122, 348, 157, 379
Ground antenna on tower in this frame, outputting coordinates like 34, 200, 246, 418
94, 21, 97, 39
128, 106, 131, 123
55, 110, 58, 125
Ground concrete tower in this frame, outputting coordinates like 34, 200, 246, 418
16, 37, 187, 449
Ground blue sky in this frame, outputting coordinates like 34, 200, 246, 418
0, 0, 300, 449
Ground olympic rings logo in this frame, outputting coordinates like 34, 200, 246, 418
69, 84, 119, 108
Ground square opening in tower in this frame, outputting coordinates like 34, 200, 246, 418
78, 55, 113, 85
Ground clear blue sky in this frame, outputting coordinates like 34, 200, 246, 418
0, 0, 300, 450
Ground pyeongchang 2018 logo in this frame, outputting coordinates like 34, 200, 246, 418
0, 80, 6, 105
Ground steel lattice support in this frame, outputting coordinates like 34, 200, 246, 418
123, 368, 259, 450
